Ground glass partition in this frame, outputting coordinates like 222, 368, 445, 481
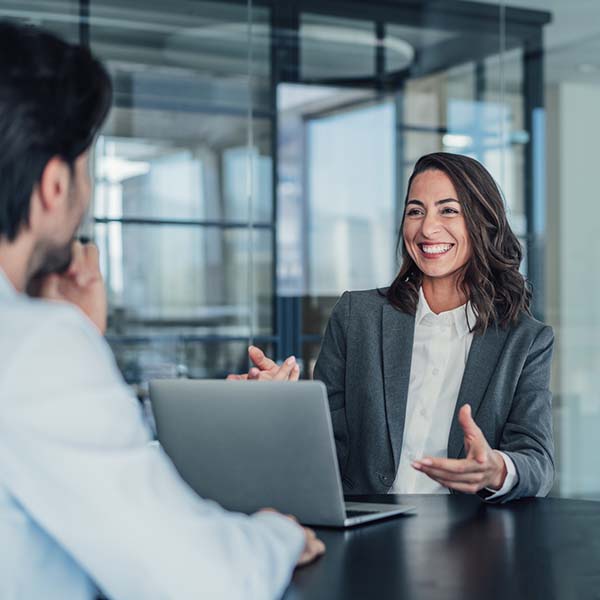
6, 0, 600, 500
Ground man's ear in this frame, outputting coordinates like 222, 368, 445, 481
37, 156, 71, 214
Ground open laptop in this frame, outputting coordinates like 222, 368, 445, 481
149, 379, 414, 527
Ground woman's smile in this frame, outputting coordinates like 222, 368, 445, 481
418, 242, 455, 258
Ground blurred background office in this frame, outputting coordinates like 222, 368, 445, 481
2, 0, 597, 499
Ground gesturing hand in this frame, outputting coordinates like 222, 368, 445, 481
226, 345, 300, 381
412, 404, 507, 494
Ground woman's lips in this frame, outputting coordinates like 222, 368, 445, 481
418, 242, 454, 258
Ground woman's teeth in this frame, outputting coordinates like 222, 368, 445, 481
421, 244, 452, 255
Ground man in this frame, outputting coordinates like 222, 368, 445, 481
0, 21, 323, 600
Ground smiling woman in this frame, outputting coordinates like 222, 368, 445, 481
389, 153, 530, 331
402, 171, 472, 310
307, 152, 555, 501
242, 152, 554, 501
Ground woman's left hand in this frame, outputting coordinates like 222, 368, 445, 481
412, 404, 507, 494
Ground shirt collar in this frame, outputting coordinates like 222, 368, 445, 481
415, 286, 476, 338
0, 267, 18, 300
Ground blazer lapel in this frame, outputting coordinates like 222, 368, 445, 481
381, 304, 415, 470
447, 324, 511, 458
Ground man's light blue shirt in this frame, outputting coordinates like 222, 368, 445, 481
0, 270, 304, 600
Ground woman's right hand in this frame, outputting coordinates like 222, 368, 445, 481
227, 345, 300, 381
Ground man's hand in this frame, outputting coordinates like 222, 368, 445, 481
259, 509, 325, 567
227, 345, 300, 381
36, 241, 107, 334
296, 525, 326, 567
412, 404, 507, 494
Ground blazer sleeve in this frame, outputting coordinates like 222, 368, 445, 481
491, 324, 555, 503
313, 291, 351, 473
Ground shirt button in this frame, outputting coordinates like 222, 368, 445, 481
420, 407, 428, 418
432, 368, 440, 376
378, 473, 392, 485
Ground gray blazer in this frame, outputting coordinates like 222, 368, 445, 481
313, 289, 555, 502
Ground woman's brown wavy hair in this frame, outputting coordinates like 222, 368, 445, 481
386, 152, 531, 333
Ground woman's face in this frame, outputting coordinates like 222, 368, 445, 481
403, 169, 472, 284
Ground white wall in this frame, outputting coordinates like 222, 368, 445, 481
547, 81, 600, 497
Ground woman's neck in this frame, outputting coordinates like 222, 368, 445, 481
421, 276, 468, 314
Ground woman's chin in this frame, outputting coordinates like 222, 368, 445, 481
420, 266, 462, 282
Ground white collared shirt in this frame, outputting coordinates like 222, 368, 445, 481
0, 269, 304, 600
390, 287, 516, 497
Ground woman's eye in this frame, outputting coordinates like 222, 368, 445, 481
406, 208, 423, 217
441, 207, 459, 215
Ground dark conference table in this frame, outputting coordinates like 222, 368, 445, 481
284, 494, 600, 600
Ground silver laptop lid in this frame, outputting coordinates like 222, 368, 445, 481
150, 380, 347, 526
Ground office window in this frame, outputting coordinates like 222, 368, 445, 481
86, 0, 274, 382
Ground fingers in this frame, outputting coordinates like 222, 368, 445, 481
256, 510, 325, 567
297, 527, 326, 567
467, 440, 489, 465
413, 457, 485, 473
458, 404, 481, 440
252, 359, 300, 380
79, 243, 101, 286
67, 241, 101, 287
66, 240, 84, 276
458, 404, 489, 463
412, 457, 486, 488
289, 363, 300, 381
226, 374, 249, 381
257, 510, 325, 567
229, 355, 301, 382
83, 242, 100, 267
428, 477, 484, 495
414, 463, 486, 485
272, 356, 297, 381
248, 345, 277, 371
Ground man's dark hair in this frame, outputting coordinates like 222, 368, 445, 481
387, 152, 531, 333
0, 21, 112, 241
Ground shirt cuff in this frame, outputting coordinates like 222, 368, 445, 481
483, 451, 517, 500
251, 510, 306, 561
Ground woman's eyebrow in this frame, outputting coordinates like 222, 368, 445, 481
406, 198, 459, 206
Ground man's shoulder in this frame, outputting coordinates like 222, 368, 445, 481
0, 296, 146, 446
0, 296, 110, 385
0, 295, 97, 347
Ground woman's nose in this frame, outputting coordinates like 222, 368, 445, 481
420, 212, 442, 237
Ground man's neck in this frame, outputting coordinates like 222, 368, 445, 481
422, 276, 468, 314
0, 235, 36, 293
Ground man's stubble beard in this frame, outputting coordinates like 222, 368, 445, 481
30, 179, 84, 281
33, 241, 74, 276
